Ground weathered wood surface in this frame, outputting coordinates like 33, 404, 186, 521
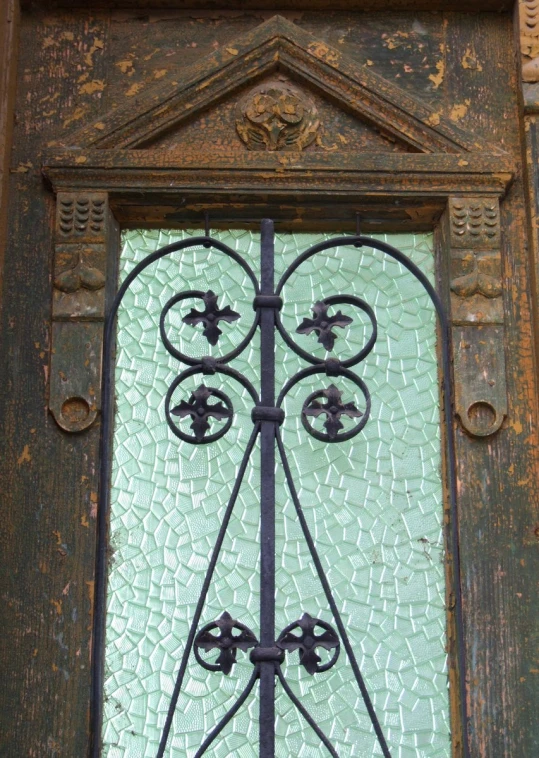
0, 6, 537, 758
43, 150, 514, 198
59, 15, 504, 155
21, 0, 516, 12
0, 0, 20, 303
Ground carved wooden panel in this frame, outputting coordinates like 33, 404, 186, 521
448, 196, 507, 437
60, 15, 503, 156
520, 0, 539, 82
50, 191, 114, 432
449, 197, 501, 249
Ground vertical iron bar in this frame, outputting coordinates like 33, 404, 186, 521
259, 218, 276, 758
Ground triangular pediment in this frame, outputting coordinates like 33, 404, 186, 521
141, 73, 419, 155
59, 15, 504, 156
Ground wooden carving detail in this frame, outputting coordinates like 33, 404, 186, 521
448, 196, 507, 438
450, 250, 503, 324
50, 191, 112, 432
449, 197, 500, 249
61, 15, 504, 156
236, 84, 319, 151
54, 246, 105, 294
449, 198, 502, 325
521, 0, 539, 82
450, 252, 502, 300
57, 195, 106, 238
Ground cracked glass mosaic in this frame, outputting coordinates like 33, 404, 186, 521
103, 229, 451, 757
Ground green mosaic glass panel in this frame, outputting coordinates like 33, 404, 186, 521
103, 229, 450, 758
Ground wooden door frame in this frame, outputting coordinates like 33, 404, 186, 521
1, 3, 538, 757
41, 148, 513, 758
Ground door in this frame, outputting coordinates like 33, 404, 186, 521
0, 5, 537, 758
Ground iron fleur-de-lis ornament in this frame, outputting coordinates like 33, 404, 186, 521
296, 300, 353, 351
182, 290, 240, 346
303, 383, 363, 440
171, 384, 232, 442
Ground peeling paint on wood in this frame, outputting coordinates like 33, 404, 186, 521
0, 6, 537, 758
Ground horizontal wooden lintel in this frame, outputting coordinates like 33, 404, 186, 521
43, 150, 514, 198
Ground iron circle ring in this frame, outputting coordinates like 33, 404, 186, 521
193, 620, 226, 672
193, 618, 258, 673
300, 370, 371, 444
277, 617, 340, 674
165, 377, 233, 445
164, 364, 259, 445
275, 294, 377, 369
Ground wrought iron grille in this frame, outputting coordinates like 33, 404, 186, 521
92, 222, 467, 757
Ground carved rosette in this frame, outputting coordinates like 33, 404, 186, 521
448, 197, 507, 438
236, 83, 319, 151
50, 192, 114, 433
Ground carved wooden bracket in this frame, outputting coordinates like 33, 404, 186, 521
50, 191, 115, 432
448, 197, 507, 437
520, 0, 539, 82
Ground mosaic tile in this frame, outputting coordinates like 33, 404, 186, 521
103, 229, 450, 757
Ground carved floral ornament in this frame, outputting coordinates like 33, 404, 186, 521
236, 83, 319, 151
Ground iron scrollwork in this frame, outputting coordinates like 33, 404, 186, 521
182, 289, 241, 346
147, 221, 390, 758
169, 384, 233, 443
194, 612, 259, 674
93, 221, 466, 758
277, 613, 340, 675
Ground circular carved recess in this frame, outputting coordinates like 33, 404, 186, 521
466, 400, 498, 436
60, 397, 92, 430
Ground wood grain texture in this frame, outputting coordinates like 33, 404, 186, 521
62, 14, 504, 154
21, 0, 516, 11
0, 0, 20, 308
0, 7, 537, 758
0, 9, 112, 756
444, 13, 539, 756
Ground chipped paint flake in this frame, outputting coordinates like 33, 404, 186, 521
429, 59, 445, 89
308, 41, 340, 65
17, 445, 31, 465
116, 59, 135, 75
84, 38, 104, 68
62, 107, 87, 129
462, 46, 483, 72
79, 80, 105, 96
125, 82, 144, 97
450, 100, 471, 122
